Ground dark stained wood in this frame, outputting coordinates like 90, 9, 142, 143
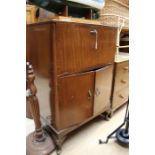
26, 21, 117, 133
55, 71, 95, 130
26, 30, 30, 62
62, 6, 69, 16
27, 24, 51, 77
85, 9, 93, 19
26, 24, 53, 121
55, 22, 117, 75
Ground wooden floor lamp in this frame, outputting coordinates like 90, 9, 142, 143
26, 62, 55, 155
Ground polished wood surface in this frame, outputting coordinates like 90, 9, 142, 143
27, 24, 51, 77
27, 21, 117, 131
111, 60, 129, 110
55, 22, 116, 75
27, 24, 52, 120
56, 71, 95, 129
93, 65, 113, 115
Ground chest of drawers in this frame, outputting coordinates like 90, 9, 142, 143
27, 20, 117, 131
111, 58, 129, 111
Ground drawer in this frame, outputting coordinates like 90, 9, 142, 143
55, 22, 117, 75
112, 87, 129, 110
115, 61, 129, 77
114, 60, 129, 91
114, 71, 129, 91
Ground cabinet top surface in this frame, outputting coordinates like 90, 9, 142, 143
115, 52, 129, 63
27, 16, 118, 29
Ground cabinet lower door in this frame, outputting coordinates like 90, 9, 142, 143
56, 71, 95, 130
93, 65, 113, 115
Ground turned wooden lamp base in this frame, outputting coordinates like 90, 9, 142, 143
26, 62, 56, 155
26, 131, 55, 155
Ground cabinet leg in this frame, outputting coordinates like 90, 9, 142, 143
105, 110, 114, 120
100, 110, 113, 121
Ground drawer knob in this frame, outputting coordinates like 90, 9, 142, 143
119, 94, 124, 99
123, 67, 129, 71
121, 79, 127, 84
90, 29, 98, 50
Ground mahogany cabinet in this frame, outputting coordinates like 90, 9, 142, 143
111, 59, 129, 111
27, 20, 117, 131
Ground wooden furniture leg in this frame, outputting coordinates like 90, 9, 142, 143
26, 62, 55, 155
26, 62, 32, 119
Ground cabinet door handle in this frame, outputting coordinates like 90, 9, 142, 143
95, 88, 101, 96
119, 94, 124, 99
88, 90, 93, 100
121, 79, 127, 84
90, 29, 98, 50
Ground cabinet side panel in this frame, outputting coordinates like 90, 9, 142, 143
27, 24, 53, 121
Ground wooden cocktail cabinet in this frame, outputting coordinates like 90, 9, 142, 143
27, 19, 117, 146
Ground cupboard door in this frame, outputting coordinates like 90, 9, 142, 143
56, 71, 95, 130
55, 22, 116, 75
93, 65, 113, 115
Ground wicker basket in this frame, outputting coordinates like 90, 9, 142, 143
100, 15, 129, 28
99, 0, 129, 28
113, 0, 129, 6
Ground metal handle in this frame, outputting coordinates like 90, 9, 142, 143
88, 90, 93, 100
95, 88, 101, 96
90, 29, 98, 50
